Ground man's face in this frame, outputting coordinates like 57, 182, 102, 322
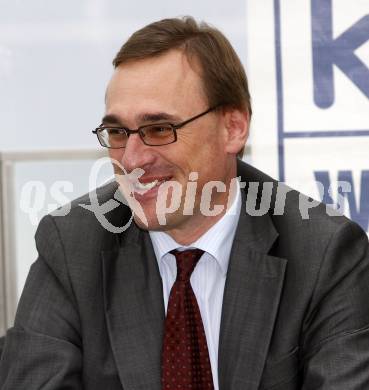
105, 49, 240, 243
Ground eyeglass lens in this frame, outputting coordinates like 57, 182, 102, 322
98, 124, 176, 148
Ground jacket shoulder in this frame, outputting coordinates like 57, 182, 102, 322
236, 160, 365, 242
35, 181, 131, 256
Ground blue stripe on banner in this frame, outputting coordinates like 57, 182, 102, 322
284, 130, 369, 138
274, 0, 284, 182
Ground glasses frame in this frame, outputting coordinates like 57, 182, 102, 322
92, 105, 221, 149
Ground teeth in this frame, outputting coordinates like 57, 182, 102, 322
134, 180, 159, 191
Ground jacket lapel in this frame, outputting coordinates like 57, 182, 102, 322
218, 194, 287, 390
102, 223, 165, 390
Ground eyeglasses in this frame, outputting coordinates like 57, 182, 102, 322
92, 105, 220, 149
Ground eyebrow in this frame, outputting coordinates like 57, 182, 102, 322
101, 112, 181, 126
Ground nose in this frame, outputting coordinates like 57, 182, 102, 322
120, 133, 156, 173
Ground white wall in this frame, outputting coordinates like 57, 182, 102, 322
0, 0, 248, 152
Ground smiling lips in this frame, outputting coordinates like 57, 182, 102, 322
134, 179, 159, 191
131, 176, 172, 195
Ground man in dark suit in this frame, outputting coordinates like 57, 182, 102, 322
1, 17, 369, 390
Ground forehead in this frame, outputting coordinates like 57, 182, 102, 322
105, 49, 207, 117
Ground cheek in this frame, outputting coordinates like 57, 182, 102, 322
170, 130, 226, 171
109, 148, 124, 160
109, 149, 124, 159
108, 150, 125, 172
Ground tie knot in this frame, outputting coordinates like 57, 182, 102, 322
170, 249, 204, 282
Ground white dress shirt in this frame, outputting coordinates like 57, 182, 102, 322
149, 183, 241, 390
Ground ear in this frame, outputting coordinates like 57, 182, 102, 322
222, 108, 249, 155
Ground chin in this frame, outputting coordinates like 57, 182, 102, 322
133, 209, 183, 233
132, 212, 162, 232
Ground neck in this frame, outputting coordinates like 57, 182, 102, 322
166, 176, 239, 246
167, 211, 227, 246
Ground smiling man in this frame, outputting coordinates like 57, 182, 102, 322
1, 17, 369, 390
105, 47, 246, 243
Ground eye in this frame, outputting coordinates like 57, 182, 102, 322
152, 125, 171, 133
106, 128, 125, 135
144, 124, 173, 135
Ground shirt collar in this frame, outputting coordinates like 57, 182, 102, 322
149, 179, 242, 276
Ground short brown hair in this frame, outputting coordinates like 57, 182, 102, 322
113, 16, 252, 118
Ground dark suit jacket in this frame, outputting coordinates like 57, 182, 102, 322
0, 338, 4, 361
1, 161, 369, 389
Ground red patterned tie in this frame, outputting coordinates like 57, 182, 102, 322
161, 249, 214, 390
